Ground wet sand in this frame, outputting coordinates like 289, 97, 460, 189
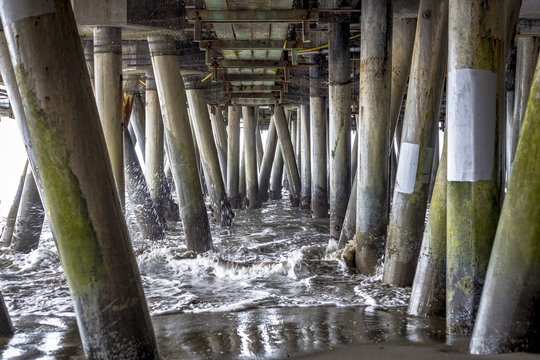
296, 342, 540, 360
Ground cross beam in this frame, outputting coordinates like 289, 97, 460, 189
200, 40, 302, 51
186, 9, 318, 23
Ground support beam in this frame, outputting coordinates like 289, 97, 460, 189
149, 36, 213, 252
94, 26, 125, 207
470, 52, 540, 355
216, 60, 291, 69
227, 85, 284, 93
186, 9, 318, 23
408, 138, 447, 317
383, 0, 448, 286
226, 74, 286, 82
258, 117, 277, 202
227, 106, 242, 208
0, 4, 158, 356
145, 69, 166, 221
355, 0, 392, 274
269, 142, 285, 200
201, 39, 302, 51
310, 54, 328, 218
187, 89, 234, 226
338, 171, 357, 249
124, 129, 165, 240
446, 0, 504, 335
0, 290, 13, 336
1, 161, 28, 247
131, 94, 146, 160
508, 37, 540, 177
329, 21, 351, 239
209, 106, 228, 183
300, 104, 311, 209
274, 105, 301, 206
12, 167, 45, 253
243, 106, 261, 209
389, 17, 417, 139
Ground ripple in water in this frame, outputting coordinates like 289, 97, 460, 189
0, 199, 410, 318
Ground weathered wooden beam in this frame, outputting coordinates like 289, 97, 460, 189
226, 85, 284, 93
229, 92, 281, 99
225, 74, 287, 82
186, 9, 318, 23
518, 19, 540, 36
216, 60, 291, 69
200, 39, 301, 50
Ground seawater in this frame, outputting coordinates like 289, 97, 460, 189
0, 198, 445, 359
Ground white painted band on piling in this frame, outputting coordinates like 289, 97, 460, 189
395, 142, 420, 194
447, 68, 496, 182
0, 0, 55, 24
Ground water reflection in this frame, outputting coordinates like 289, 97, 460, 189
154, 306, 445, 359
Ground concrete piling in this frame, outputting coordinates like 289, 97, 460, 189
94, 26, 125, 207
508, 37, 540, 176
350, 130, 358, 187
389, 17, 417, 138
1, 161, 28, 247
187, 89, 234, 224
300, 104, 311, 209
12, 167, 45, 253
0, 1, 159, 356
227, 106, 242, 208
258, 117, 278, 203
145, 69, 166, 221
446, 0, 504, 335
328, 21, 351, 239
470, 52, 540, 355
310, 54, 328, 218
239, 141, 247, 204
0, 290, 13, 336
124, 129, 166, 240
355, 0, 392, 274
338, 171, 357, 249
383, 0, 448, 286
149, 35, 213, 252
408, 138, 447, 317
209, 106, 228, 183
269, 144, 285, 200
243, 106, 261, 209
273, 105, 301, 206
131, 93, 147, 160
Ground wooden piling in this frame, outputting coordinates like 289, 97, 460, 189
149, 36, 213, 252
145, 69, 166, 221
258, 117, 278, 203
0, 2, 159, 356
310, 54, 328, 218
12, 168, 45, 253
1, 161, 28, 247
329, 21, 351, 239
408, 138, 447, 317
227, 106, 242, 208
94, 26, 125, 207
209, 105, 228, 183
273, 105, 301, 206
470, 51, 540, 355
446, 0, 504, 335
243, 106, 261, 209
187, 89, 234, 224
300, 104, 311, 209
383, 0, 448, 286
355, 0, 392, 274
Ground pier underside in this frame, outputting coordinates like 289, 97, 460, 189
0, 0, 540, 358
